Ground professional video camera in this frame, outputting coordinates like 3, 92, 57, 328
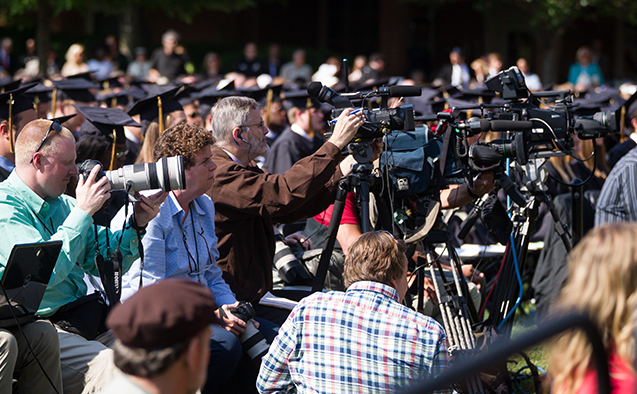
307, 81, 419, 142
454, 66, 620, 169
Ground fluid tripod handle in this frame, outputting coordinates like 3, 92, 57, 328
458, 193, 490, 240
496, 171, 527, 207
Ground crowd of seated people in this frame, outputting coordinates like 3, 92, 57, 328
0, 29, 635, 394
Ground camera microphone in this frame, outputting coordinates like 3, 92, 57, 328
387, 85, 422, 98
308, 83, 422, 107
461, 118, 535, 133
307, 82, 352, 108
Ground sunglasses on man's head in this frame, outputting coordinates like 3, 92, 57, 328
30, 121, 62, 164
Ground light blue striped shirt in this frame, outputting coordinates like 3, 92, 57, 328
115, 192, 236, 306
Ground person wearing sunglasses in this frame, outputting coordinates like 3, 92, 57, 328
0, 118, 167, 393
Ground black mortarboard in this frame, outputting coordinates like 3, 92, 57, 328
194, 81, 236, 118
251, 85, 284, 109
572, 97, 603, 117
454, 88, 497, 104
0, 78, 21, 93
96, 89, 142, 108
355, 77, 396, 92
24, 83, 53, 116
281, 89, 321, 111
96, 75, 124, 91
173, 85, 198, 108
583, 88, 623, 111
608, 90, 637, 135
52, 78, 99, 104
51, 114, 77, 125
139, 83, 181, 98
0, 84, 37, 153
127, 85, 183, 135
65, 71, 95, 81
194, 79, 218, 92
437, 85, 462, 99
404, 88, 443, 116
24, 82, 53, 102
126, 86, 148, 101
75, 105, 140, 170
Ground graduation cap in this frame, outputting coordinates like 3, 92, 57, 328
51, 113, 77, 126
281, 89, 323, 135
0, 78, 22, 94
51, 78, 99, 116
173, 85, 198, 108
613, 90, 637, 136
454, 88, 497, 104
238, 85, 284, 107
127, 85, 182, 135
354, 77, 396, 92
281, 88, 322, 111
65, 71, 95, 81
96, 75, 124, 92
193, 79, 218, 92
0, 84, 37, 153
75, 105, 140, 170
193, 81, 236, 119
24, 82, 53, 114
140, 83, 182, 98
404, 88, 443, 116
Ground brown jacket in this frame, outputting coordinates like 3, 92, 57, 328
208, 143, 344, 302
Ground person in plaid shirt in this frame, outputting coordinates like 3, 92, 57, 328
257, 231, 452, 393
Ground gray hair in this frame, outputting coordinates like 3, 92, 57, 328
162, 29, 180, 43
112, 338, 190, 378
209, 96, 257, 146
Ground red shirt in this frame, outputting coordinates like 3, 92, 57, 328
577, 352, 636, 394
314, 192, 360, 226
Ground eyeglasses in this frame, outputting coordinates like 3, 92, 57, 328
187, 112, 201, 119
30, 121, 62, 164
238, 121, 266, 131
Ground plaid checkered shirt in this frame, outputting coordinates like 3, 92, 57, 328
257, 281, 452, 393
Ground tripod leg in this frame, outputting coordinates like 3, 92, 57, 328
312, 179, 351, 293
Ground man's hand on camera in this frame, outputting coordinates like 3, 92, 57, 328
133, 191, 169, 228
469, 171, 495, 196
327, 108, 364, 150
215, 302, 247, 337
285, 232, 313, 251
76, 164, 111, 217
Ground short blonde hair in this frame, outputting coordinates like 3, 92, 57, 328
550, 224, 637, 393
343, 231, 406, 288
15, 119, 75, 167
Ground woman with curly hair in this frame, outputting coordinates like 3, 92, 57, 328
550, 223, 637, 394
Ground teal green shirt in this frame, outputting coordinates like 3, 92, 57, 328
0, 171, 141, 317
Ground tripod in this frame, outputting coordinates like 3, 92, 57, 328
479, 158, 573, 337
312, 159, 375, 292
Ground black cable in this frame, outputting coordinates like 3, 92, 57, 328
0, 283, 60, 394
548, 142, 598, 188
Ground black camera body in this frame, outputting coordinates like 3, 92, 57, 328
224, 302, 270, 364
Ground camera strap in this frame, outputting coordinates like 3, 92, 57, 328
93, 224, 122, 305
435, 121, 453, 194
